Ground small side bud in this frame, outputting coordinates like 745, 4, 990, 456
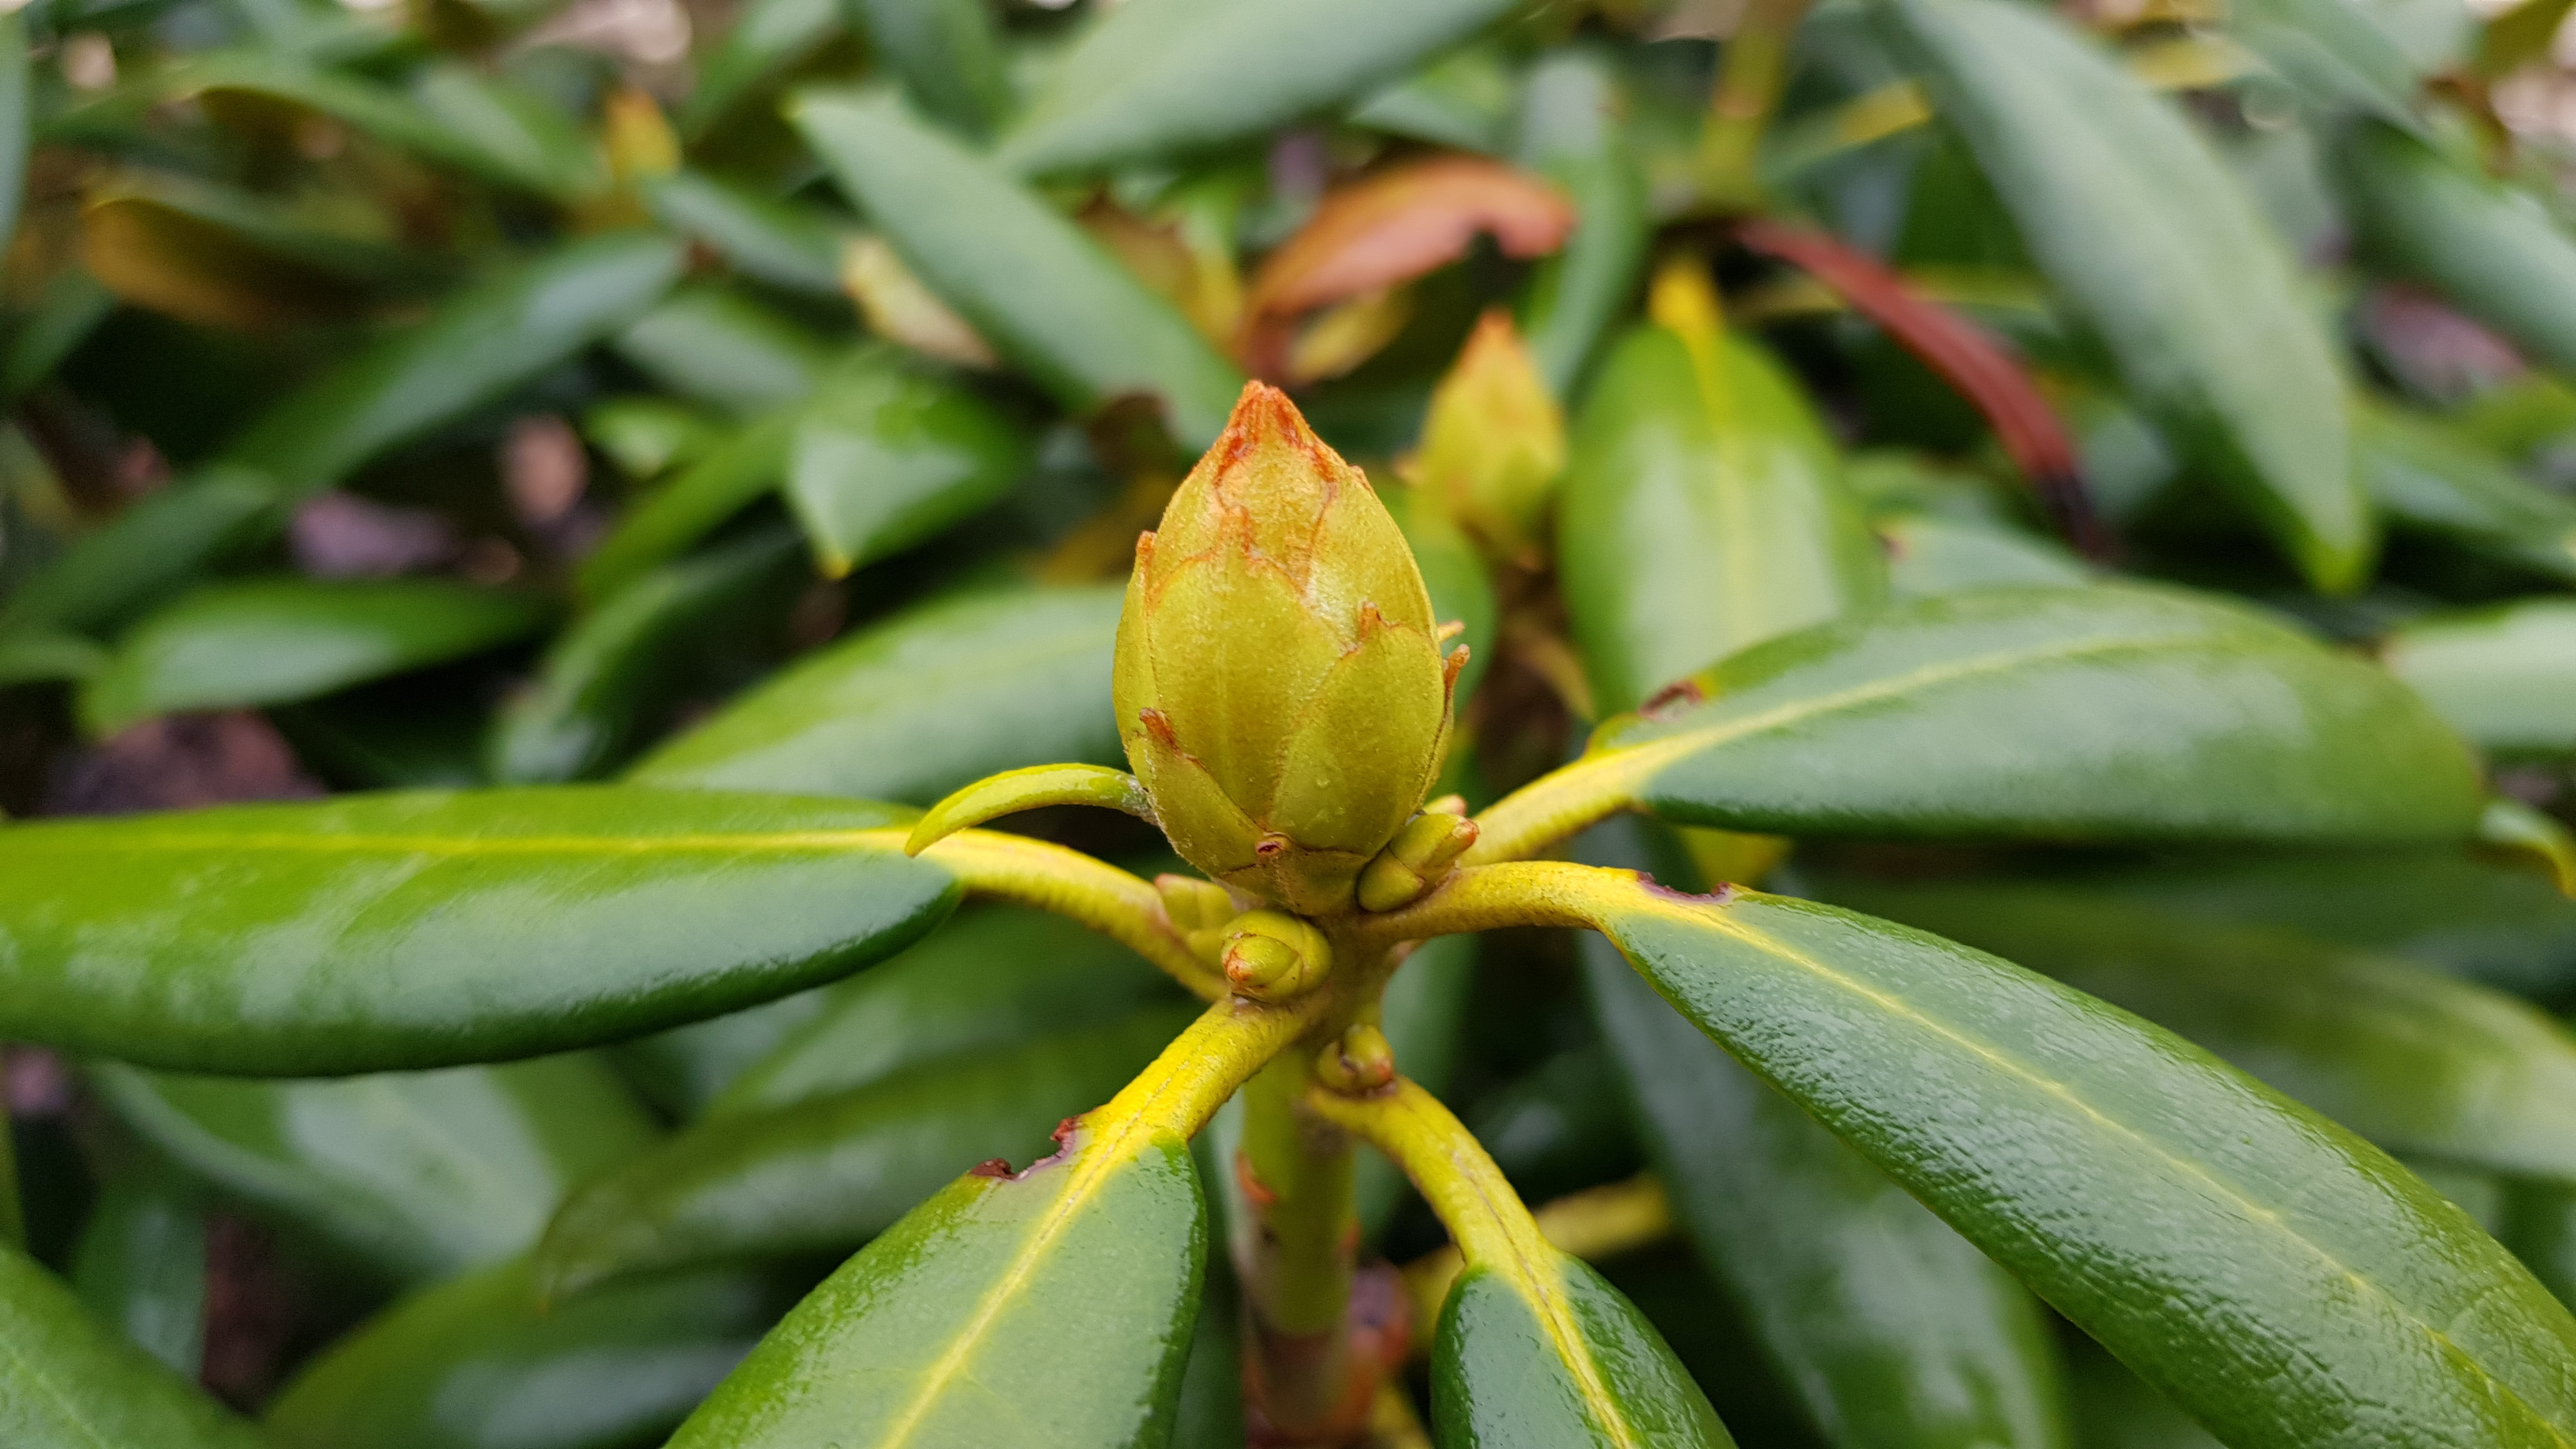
1399, 309, 1565, 564
1221, 910, 1332, 999
1156, 874, 1240, 965
1315, 1023, 1395, 1094
1356, 809, 1481, 913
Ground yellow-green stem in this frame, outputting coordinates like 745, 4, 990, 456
917, 827, 1228, 999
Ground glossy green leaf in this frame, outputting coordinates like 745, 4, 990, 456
610, 284, 833, 415
0, 1243, 272, 1448
68, 1177, 205, 1374
0, 788, 958, 1074
94, 1052, 657, 1281
852, 0, 1007, 137
578, 411, 797, 602
0, 629, 105, 686
1432, 1252, 1736, 1449
83, 578, 547, 734
996, 0, 1522, 176
491, 529, 802, 785
1879, 511, 2092, 597
1828, 881, 2576, 1188
2064, 1334, 2222, 1449
712, 904, 1181, 1116
2226, 0, 2421, 124
539, 1006, 1191, 1296
785, 356, 1029, 578
0, 467, 278, 638
171, 51, 593, 197
2336, 118, 2576, 378
675, 0, 839, 138
1496, 586, 2483, 854
632, 586, 1123, 804
1560, 323, 1885, 716
1352, 44, 1518, 153
2026, 851, 2576, 1002
584, 395, 725, 481
1515, 49, 1649, 397
224, 232, 686, 492
665, 1117, 1206, 1449
793, 88, 1245, 447
264, 1257, 778, 1449
2355, 402, 2576, 583
1464, 1046, 1640, 1204
1584, 888, 2067, 1445
1573, 870, 2576, 1446
82, 173, 437, 322
1880, 0, 2363, 589
2384, 599, 2576, 758
644, 169, 848, 295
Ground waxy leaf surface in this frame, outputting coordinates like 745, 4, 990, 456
0, 1243, 272, 1449
632, 586, 1123, 804
83, 578, 546, 733
794, 88, 1244, 447
1577, 873, 2576, 1446
1432, 1252, 1737, 1449
265, 1257, 776, 1449
1550, 586, 2482, 848
1880, 0, 2363, 588
1586, 930, 2067, 1449
998, 0, 1524, 177
2385, 599, 2576, 759
538, 1006, 1192, 1296
0, 788, 957, 1074
94, 1052, 657, 1282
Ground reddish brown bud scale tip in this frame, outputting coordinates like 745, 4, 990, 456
1114, 381, 1452, 916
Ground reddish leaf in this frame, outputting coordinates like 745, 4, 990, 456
1734, 219, 2104, 555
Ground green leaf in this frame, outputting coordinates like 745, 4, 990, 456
995, 0, 1522, 176
93, 1054, 656, 1283
408, 63, 605, 201
1583, 860, 2069, 1448
2064, 1334, 2222, 1449
665, 1118, 1206, 1449
538, 1006, 1192, 1297
631, 586, 1123, 805
1878, 512, 2093, 598
1500, 586, 2482, 854
0, 467, 277, 638
224, 231, 686, 492
2020, 850, 2576, 1002
0, 629, 105, 686
0, 1242, 272, 1448
1879, 0, 2364, 589
2385, 599, 2576, 759
2225, 0, 2421, 125
711, 904, 1182, 1116
0, 788, 959, 1074
1352, 44, 1519, 153
68, 1177, 205, 1374
264, 1257, 779, 1449
675, 0, 839, 138
1574, 871, 2576, 1447
851, 0, 1008, 137
2336, 118, 2576, 378
1828, 880, 2576, 1188
1386, 485, 1497, 710
490, 529, 803, 785
1515, 49, 1650, 397
784, 357, 1031, 578
82, 578, 547, 735
0, 14, 31, 260
578, 411, 797, 602
1559, 323, 1885, 716
2355, 401, 2576, 584
610, 284, 834, 415
1432, 1253, 1738, 1448
793, 88, 1245, 447
644, 169, 848, 295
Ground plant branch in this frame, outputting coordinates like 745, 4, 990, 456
918, 829, 1227, 999
1353, 860, 1648, 955
1456, 750, 1662, 868
1091, 991, 1329, 1147
1400, 1174, 1672, 1352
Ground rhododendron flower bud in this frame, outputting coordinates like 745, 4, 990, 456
1116, 382, 1462, 914
1400, 309, 1565, 563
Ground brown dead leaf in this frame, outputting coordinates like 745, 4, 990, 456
1240, 155, 1573, 378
